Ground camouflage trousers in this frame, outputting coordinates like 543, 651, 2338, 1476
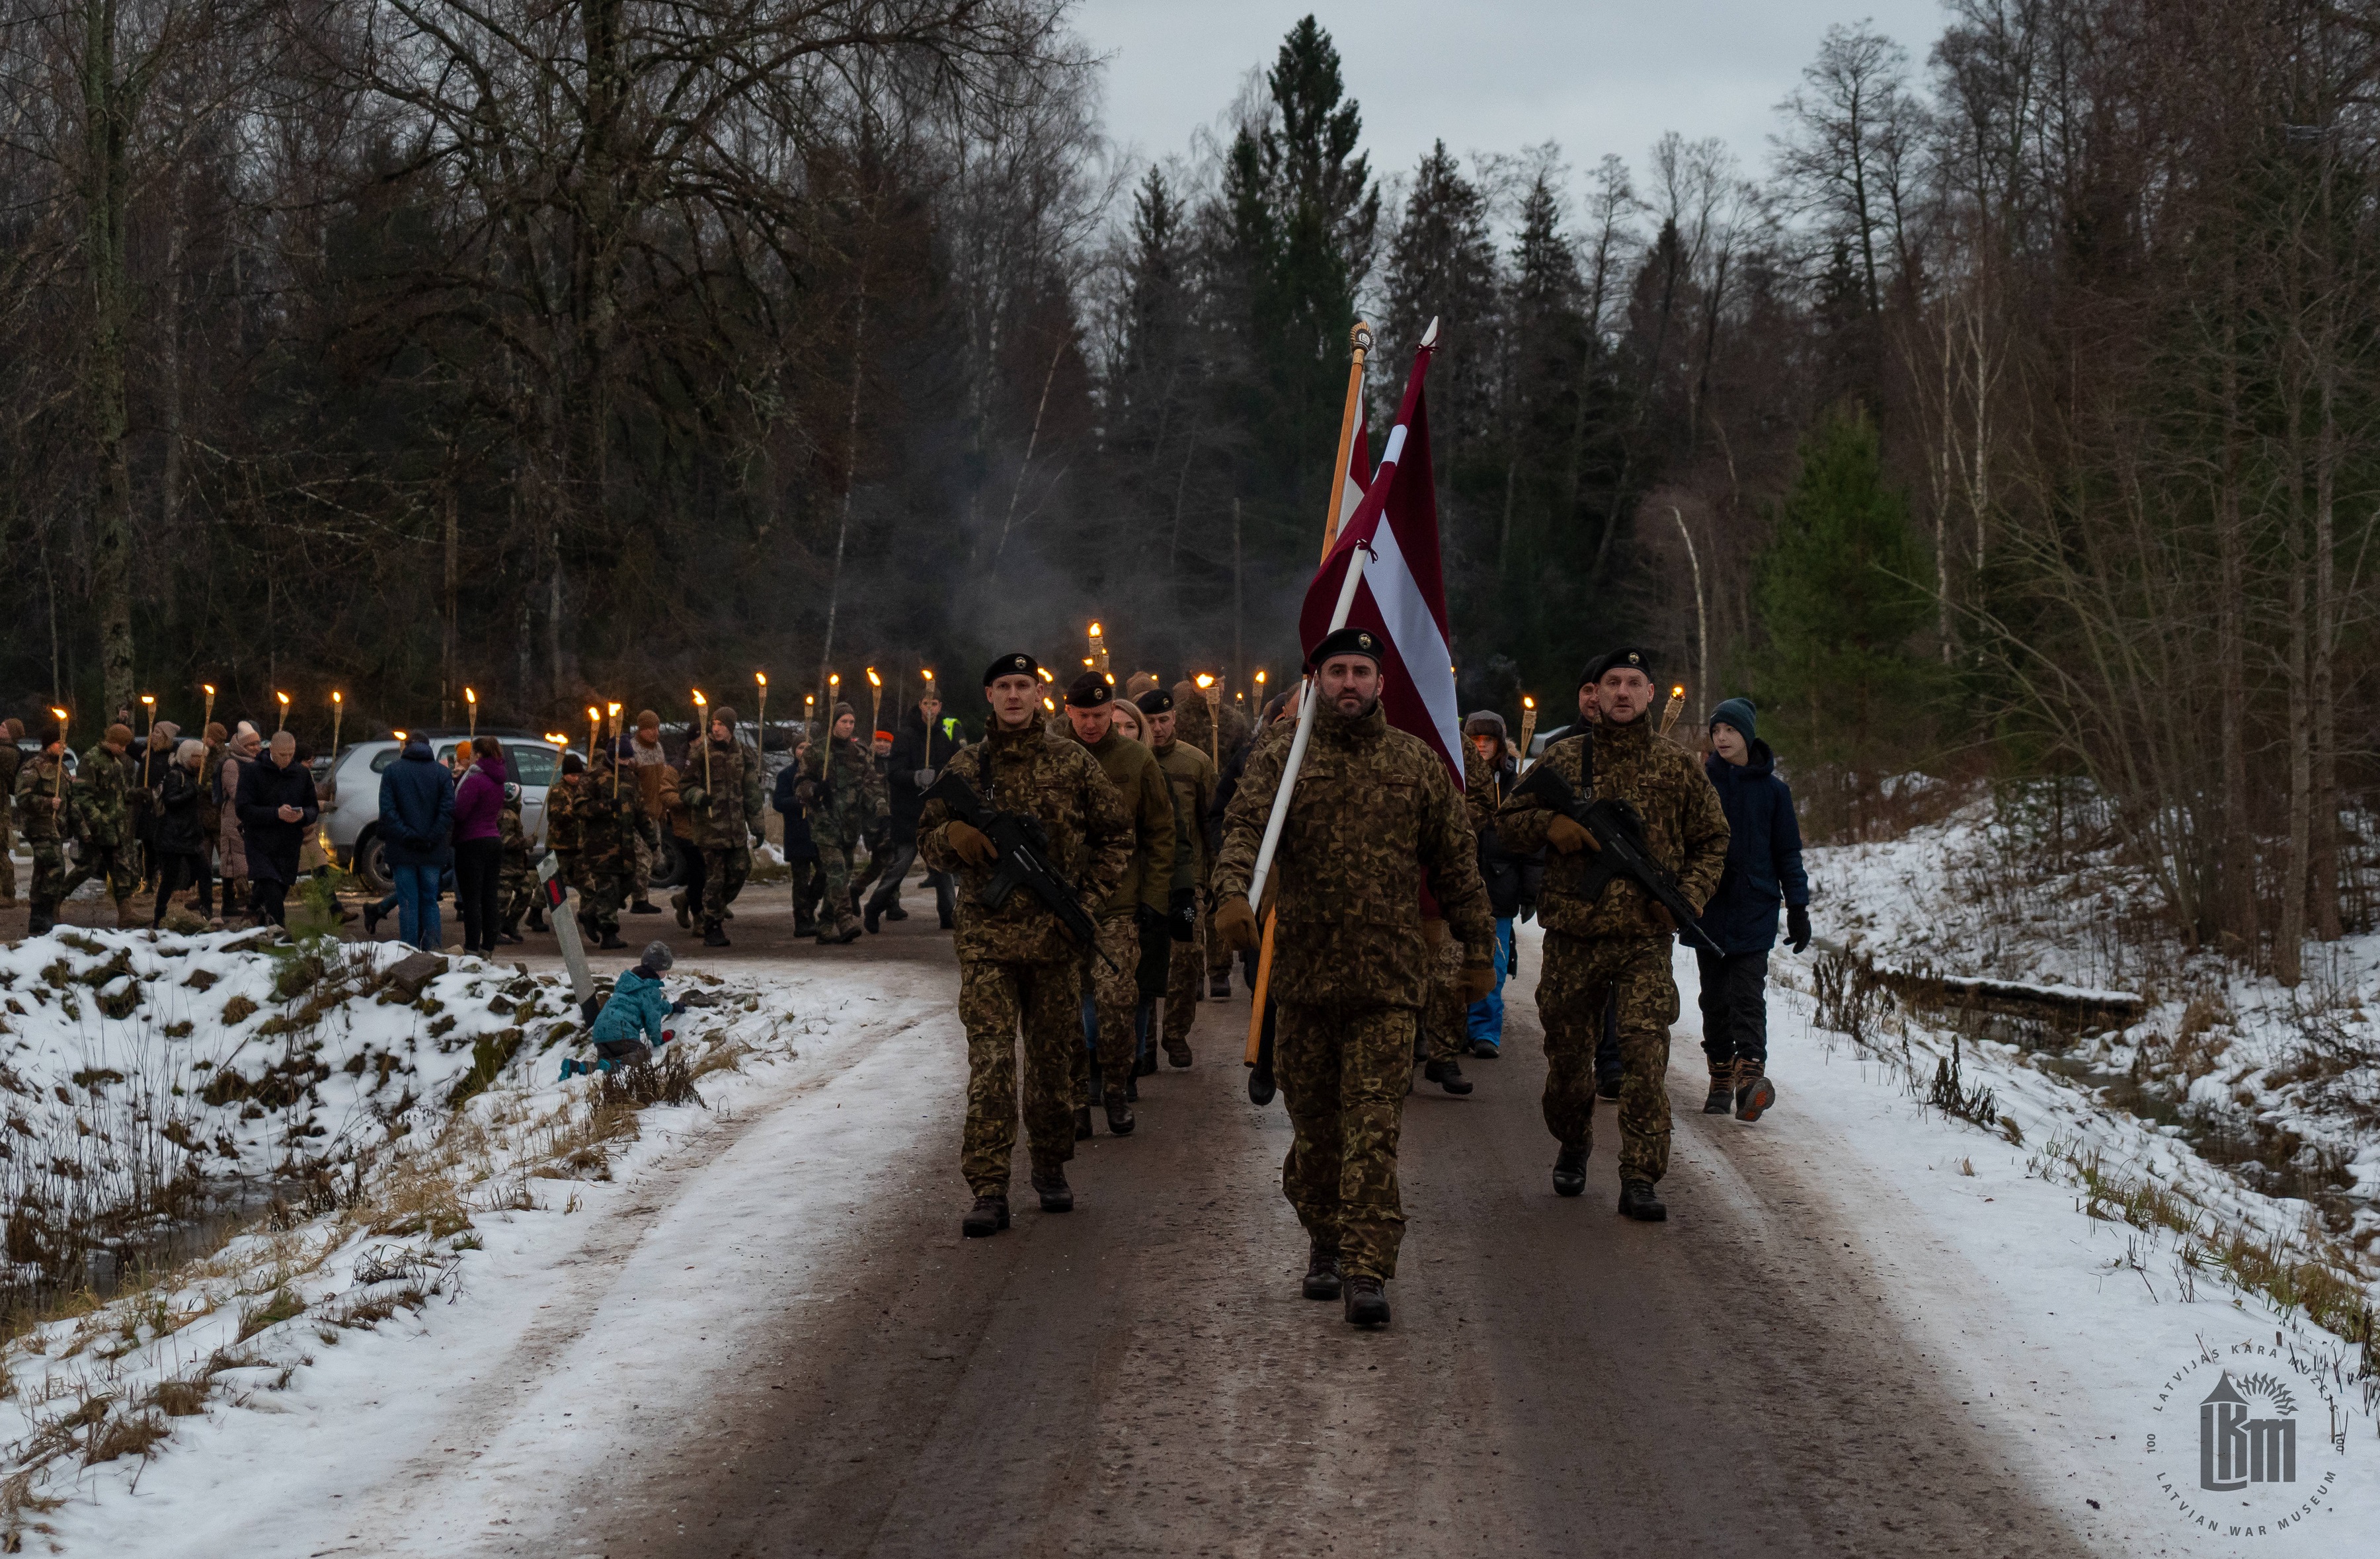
1076, 914, 1142, 1107
0, 812, 14, 900
1420, 933, 1467, 1064
698, 846, 750, 934
1160, 902, 1203, 1056
1205, 894, 1234, 978
814, 840, 861, 934
26, 839, 65, 912
1538, 932, 1679, 1185
576, 863, 632, 938
61, 844, 137, 906
1275, 1002, 1415, 1281
960, 957, 1080, 1195
499, 859, 534, 932
631, 832, 654, 900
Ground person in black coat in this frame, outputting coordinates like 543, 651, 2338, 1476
772, 733, 823, 936
151, 739, 214, 926
236, 731, 320, 927
864, 695, 962, 931
1697, 697, 1811, 1123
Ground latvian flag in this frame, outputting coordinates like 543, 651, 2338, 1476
1296, 339, 1462, 783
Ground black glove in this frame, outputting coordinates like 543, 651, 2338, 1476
670, 999, 688, 1014
1134, 909, 1171, 1000
1786, 904, 1811, 953
1167, 887, 1196, 943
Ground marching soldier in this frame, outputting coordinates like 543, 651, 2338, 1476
918, 653, 1132, 1238
1495, 647, 1729, 1221
1139, 687, 1214, 1068
62, 723, 141, 928
574, 751, 656, 949
1414, 735, 1495, 1097
806, 703, 872, 945
14, 724, 71, 934
682, 708, 762, 947
496, 782, 536, 943
545, 750, 588, 917
624, 710, 673, 916
1061, 672, 1175, 1138
1213, 629, 1493, 1326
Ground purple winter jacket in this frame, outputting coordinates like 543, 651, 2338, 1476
452, 751, 508, 844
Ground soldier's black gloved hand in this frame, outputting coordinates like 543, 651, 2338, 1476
1167, 887, 1196, 943
1786, 904, 1811, 953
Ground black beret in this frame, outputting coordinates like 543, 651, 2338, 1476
1063, 672, 1112, 707
983, 652, 1041, 686
1306, 625, 1385, 670
1135, 688, 1173, 715
562, 751, 586, 775
1581, 646, 1655, 685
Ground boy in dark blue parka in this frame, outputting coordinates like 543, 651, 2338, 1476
1698, 698, 1811, 1122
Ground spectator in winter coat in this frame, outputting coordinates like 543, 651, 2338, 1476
451, 736, 508, 956
866, 694, 961, 931
151, 740, 214, 926
1698, 697, 1810, 1125
569, 941, 687, 1073
235, 731, 318, 927
376, 733, 456, 949
217, 725, 260, 916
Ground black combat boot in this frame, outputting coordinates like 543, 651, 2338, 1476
703, 926, 730, 947
26, 902, 55, 936
361, 902, 384, 938
1209, 971, 1230, 998
1735, 1062, 1776, 1123
1302, 1242, 1342, 1301
885, 906, 909, 921
863, 904, 881, 934
598, 930, 625, 950
631, 899, 662, 915
1552, 1146, 1588, 1198
1162, 1036, 1192, 1069
1703, 1070, 1733, 1114
1423, 1057, 1473, 1096
961, 1193, 1010, 1238
1103, 1091, 1135, 1136
1618, 1179, 1668, 1222
1031, 1164, 1073, 1213
1074, 1105, 1093, 1141
1342, 1276, 1390, 1326
1596, 1074, 1622, 1100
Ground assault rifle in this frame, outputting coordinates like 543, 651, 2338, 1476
923, 769, 1115, 969
1509, 760, 1724, 955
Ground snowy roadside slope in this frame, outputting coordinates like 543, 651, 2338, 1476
1707, 938, 2380, 1558
5, 945, 960, 1557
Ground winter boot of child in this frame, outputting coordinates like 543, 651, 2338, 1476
1734, 1060, 1776, 1123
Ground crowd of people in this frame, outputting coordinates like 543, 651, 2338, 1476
910, 638, 1811, 1330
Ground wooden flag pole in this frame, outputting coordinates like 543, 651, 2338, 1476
1248, 319, 1380, 1069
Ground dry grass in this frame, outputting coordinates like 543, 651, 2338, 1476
235, 1288, 305, 1342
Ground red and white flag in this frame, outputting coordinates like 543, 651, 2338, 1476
1297, 341, 1461, 782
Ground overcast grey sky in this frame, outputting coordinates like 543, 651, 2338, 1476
1075, 0, 1951, 187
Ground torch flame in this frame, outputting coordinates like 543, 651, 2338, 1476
332, 690, 342, 705
465, 686, 475, 705
866, 668, 881, 688
692, 690, 707, 707
1195, 674, 1214, 689
755, 670, 767, 688
1524, 696, 1535, 710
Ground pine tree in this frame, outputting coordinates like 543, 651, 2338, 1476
1755, 405, 1935, 814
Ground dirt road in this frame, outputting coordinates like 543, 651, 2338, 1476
526, 896, 2087, 1559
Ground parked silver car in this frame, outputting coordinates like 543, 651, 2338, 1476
321, 734, 565, 892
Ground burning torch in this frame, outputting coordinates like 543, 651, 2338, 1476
465, 686, 478, 740
754, 671, 768, 753
274, 690, 290, 734
692, 690, 710, 791
1659, 683, 1685, 741
1518, 695, 1538, 772
867, 667, 882, 741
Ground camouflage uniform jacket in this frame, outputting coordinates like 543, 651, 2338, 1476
498, 791, 532, 864
807, 735, 876, 849
680, 739, 761, 848
1078, 727, 1175, 920
575, 762, 657, 869
544, 776, 586, 854
1150, 737, 1217, 889
0, 741, 19, 826
1495, 713, 1729, 941
13, 752, 68, 842
916, 721, 1134, 965
1213, 702, 1491, 1010
73, 743, 135, 848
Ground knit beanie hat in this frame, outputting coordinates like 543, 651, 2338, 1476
1709, 696, 1757, 742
